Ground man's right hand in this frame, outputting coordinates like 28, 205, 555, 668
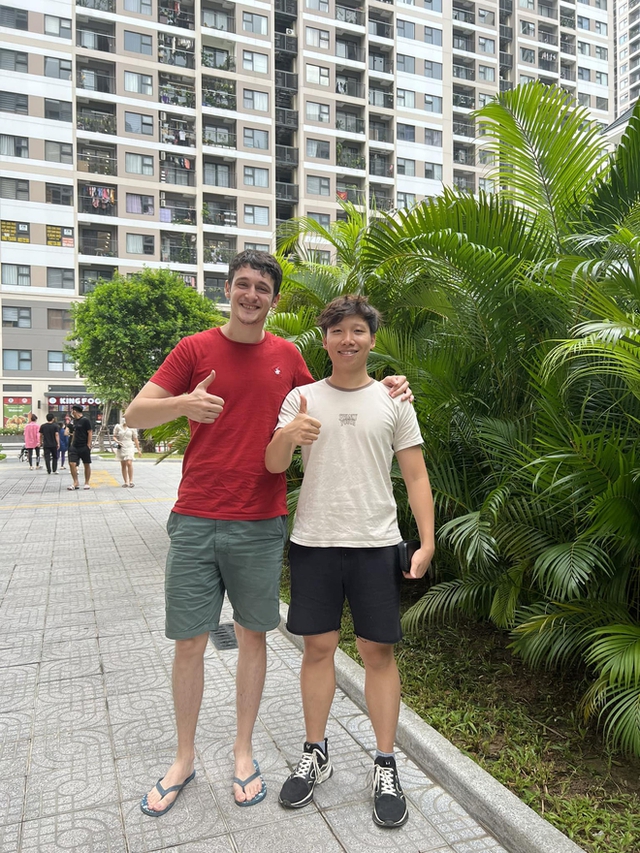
283, 394, 321, 446
183, 370, 225, 423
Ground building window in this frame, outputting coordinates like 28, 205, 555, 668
44, 57, 72, 79
577, 15, 590, 29
519, 0, 534, 8
306, 27, 330, 49
0, 178, 29, 200
309, 212, 331, 229
478, 8, 495, 24
243, 90, 268, 111
124, 0, 152, 13
424, 128, 443, 146
397, 158, 415, 176
48, 351, 75, 371
124, 72, 153, 95
45, 141, 73, 163
424, 94, 443, 113
46, 184, 73, 205
478, 37, 495, 53
594, 20, 607, 35
204, 162, 231, 186
244, 205, 269, 226
578, 41, 590, 55
479, 178, 495, 193
424, 61, 443, 79
0, 91, 28, 114
397, 55, 415, 74
307, 175, 331, 196
578, 92, 590, 106
244, 242, 270, 251
306, 0, 329, 9
0, 48, 28, 72
244, 166, 269, 187
125, 153, 154, 175
397, 193, 416, 209
126, 193, 155, 214
306, 138, 330, 159
306, 102, 330, 123
397, 20, 415, 39
47, 268, 74, 289
244, 51, 268, 73
0, 5, 28, 29
125, 112, 154, 135
44, 99, 72, 122
3, 349, 32, 370
243, 128, 269, 149
44, 15, 71, 39
478, 65, 496, 82
424, 27, 442, 45
0, 135, 28, 157
595, 96, 609, 110
520, 20, 535, 36
307, 64, 330, 86
594, 0, 607, 7
425, 162, 442, 180
595, 71, 608, 85
397, 89, 415, 108
424, 0, 442, 9
478, 93, 493, 107
578, 66, 590, 80
243, 12, 267, 34
48, 309, 73, 330
1, 264, 30, 286
521, 48, 536, 63
124, 31, 153, 54
309, 249, 331, 264
595, 46, 608, 60
126, 233, 154, 254
2, 307, 31, 328
397, 123, 415, 142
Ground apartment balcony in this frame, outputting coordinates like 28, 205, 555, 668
336, 41, 364, 63
203, 202, 237, 227
560, 14, 575, 27
500, 25, 513, 40
369, 158, 392, 178
203, 163, 236, 189
336, 185, 366, 205
276, 145, 299, 166
161, 119, 197, 147
76, 29, 115, 52
77, 109, 116, 136
538, 3, 557, 18
369, 124, 393, 143
275, 182, 299, 202
453, 92, 475, 109
159, 201, 197, 225
80, 269, 115, 294
499, 0, 513, 11
369, 196, 394, 212
79, 188, 117, 217
369, 55, 393, 74
453, 65, 475, 81
560, 67, 575, 82
275, 70, 298, 92
77, 150, 117, 176
160, 81, 196, 109
79, 233, 118, 257
202, 48, 235, 71
500, 52, 513, 68
336, 114, 365, 134
158, 1, 195, 30
499, 80, 514, 91
159, 44, 195, 69
539, 30, 558, 46
275, 32, 297, 53
161, 243, 197, 264
336, 78, 365, 98
369, 89, 394, 108
274, 0, 297, 14
539, 53, 558, 72
453, 36, 475, 52
202, 85, 236, 110
453, 146, 475, 166
452, 8, 475, 24
77, 68, 115, 94
275, 107, 298, 128
203, 126, 236, 148
204, 242, 236, 264
368, 19, 392, 39
77, 0, 114, 9
161, 159, 196, 186
336, 4, 365, 25
453, 120, 475, 138
202, 6, 235, 32
337, 152, 365, 170
560, 40, 576, 54
453, 172, 476, 192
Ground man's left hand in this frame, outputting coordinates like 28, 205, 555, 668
403, 545, 434, 579
381, 375, 414, 402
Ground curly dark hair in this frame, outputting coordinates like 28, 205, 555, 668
228, 250, 283, 296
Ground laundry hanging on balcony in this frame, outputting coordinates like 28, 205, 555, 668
86, 186, 116, 209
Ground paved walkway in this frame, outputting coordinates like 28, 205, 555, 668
0, 454, 509, 853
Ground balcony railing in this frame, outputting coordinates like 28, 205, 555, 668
369, 125, 393, 143
499, 0, 513, 10
161, 123, 197, 147
452, 8, 475, 23
560, 15, 575, 27
453, 121, 475, 137
538, 3, 557, 18
204, 245, 236, 264
336, 186, 366, 204
79, 196, 117, 217
499, 80, 513, 91
453, 175, 476, 192
453, 37, 474, 51
161, 165, 196, 186
500, 25, 513, 40
203, 169, 236, 189
369, 56, 393, 73
453, 150, 475, 166
453, 65, 475, 80
369, 160, 392, 177
560, 40, 576, 54
336, 5, 365, 25
202, 88, 236, 110
202, 49, 235, 71
453, 93, 475, 109
560, 67, 575, 81
162, 245, 197, 263
275, 70, 298, 91
500, 52, 514, 68
276, 182, 299, 202
274, 32, 297, 52
369, 194, 394, 211
160, 84, 196, 108
77, 0, 114, 9
275, 107, 298, 127
336, 79, 365, 98
158, 3, 195, 29
160, 205, 197, 225
79, 237, 118, 257
274, 0, 297, 14
203, 205, 237, 226
276, 145, 299, 165
77, 153, 117, 176
336, 114, 365, 134
539, 59, 558, 72
76, 30, 115, 52
77, 111, 116, 135
338, 153, 366, 169
159, 47, 195, 69
539, 31, 558, 45
369, 89, 394, 108
337, 42, 365, 62
77, 70, 115, 93
369, 19, 392, 38
203, 128, 236, 148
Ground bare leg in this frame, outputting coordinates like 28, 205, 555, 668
69, 461, 79, 487
126, 459, 134, 484
300, 631, 340, 742
233, 623, 267, 803
83, 462, 91, 486
120, 460, 129, 485
356, 638, 400, 754
143, 633, 209, 811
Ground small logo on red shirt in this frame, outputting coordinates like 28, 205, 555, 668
274, 367, 281, 374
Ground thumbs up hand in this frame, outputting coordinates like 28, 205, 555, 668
184, 370, 225, 423
284, 393, 321, 446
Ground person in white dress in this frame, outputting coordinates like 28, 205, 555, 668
113, 417, 142, 487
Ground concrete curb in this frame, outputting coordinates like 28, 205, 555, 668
277, 603, 586, 853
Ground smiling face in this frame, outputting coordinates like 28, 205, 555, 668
322, 314, 376, 375
224, 264, 279, 330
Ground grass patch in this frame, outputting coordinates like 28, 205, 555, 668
280, 563, 640, 853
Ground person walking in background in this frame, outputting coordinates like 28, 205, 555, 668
39, 413, 60, 474
113, 416, 142, 487
23, 414, 41, 470
58, 418, 70, 469
67, 405, 93, 491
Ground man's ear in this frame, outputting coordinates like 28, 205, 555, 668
322, 336, 328, 350
371, 333, 376, 349
224, 279, 230, 298
271, 292, 281, 307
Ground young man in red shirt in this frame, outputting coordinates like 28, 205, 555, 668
126, 251, 410, 816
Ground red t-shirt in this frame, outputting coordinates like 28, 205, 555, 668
151, 327, 313, 520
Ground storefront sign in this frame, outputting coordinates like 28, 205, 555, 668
48, 395, 102, 406
3, 396, 32, 430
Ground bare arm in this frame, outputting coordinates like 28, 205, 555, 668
87, 429, 93, 448
125, 370, 224, 428
265, 394, 320, 473
396, 445, 435, 579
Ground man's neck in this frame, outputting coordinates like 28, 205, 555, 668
328, 367, 372, 390
220, 318, 266, 344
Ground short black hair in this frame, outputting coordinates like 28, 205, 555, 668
30, 413, 37, 422
46, 413, 55, 422
72, 404, 84, 413
316, 295, 382, 336
228, 250, 282, 296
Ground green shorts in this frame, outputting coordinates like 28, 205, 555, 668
164, 512, 288, 640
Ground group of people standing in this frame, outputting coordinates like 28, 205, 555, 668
22, 413, 70, 473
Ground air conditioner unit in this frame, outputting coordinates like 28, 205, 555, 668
160, 111, 167, 121
160, 192, 166, 205
286, 27, 294, 35
160, 151, 167, 161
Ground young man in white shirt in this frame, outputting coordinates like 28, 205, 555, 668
265, 295, 435, 828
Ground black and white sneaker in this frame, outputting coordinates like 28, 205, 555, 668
372, 756, 408, 828
279, 740, 333, 809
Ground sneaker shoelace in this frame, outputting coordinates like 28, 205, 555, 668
375, 765, 397, 796
293, 751, 316, 779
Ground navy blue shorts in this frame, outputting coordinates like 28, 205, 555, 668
286, 543, 402, 644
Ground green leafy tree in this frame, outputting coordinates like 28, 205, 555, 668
67, 268, 224, 406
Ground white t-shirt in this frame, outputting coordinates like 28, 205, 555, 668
276, 379, 423, 547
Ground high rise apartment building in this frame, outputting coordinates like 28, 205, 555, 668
0, 0, 614, 418
615, 0, 640, 114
